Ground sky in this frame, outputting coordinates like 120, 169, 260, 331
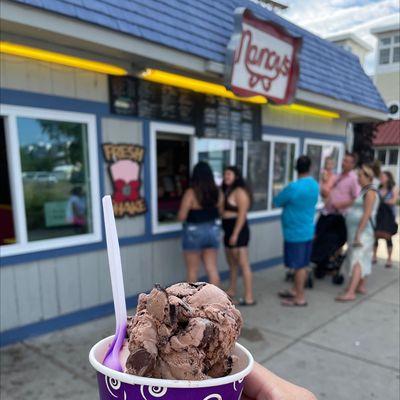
275, 0, 400, 75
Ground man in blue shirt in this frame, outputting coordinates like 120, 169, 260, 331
274, 155, 319, 306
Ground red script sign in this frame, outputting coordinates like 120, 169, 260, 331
226, 8, 302, 104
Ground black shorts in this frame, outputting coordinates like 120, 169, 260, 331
222, 218, 250, 248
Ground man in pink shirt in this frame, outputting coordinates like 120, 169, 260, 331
323, 153, 360, 215
312, 153, 360, 279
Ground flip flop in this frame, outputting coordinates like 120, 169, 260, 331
335, 296, 356, 302
278, 289, 295, 299
281, 299, 308, 307
385, 263, 392, 268
238, 298, 257, 306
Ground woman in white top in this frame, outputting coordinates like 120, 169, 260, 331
336, 164, 379, 302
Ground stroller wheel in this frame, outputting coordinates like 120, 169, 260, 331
314, 267, 326, 279
332, 273, 344, 285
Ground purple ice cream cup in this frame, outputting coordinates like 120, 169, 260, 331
89, 335, 254, 400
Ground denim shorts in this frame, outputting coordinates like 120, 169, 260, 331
182, 222, 220, 251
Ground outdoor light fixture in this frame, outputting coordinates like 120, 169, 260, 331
141, 69, 340, 118
140, 68, 267, 104
273, 103, 340, 119
0, 42, 128, 76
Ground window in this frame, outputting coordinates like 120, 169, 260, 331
0, 118, 15, 246
379, 48, 390, 64
243, 135, 299, 216
377, 149, 387, 164
195, 139, 235, 186
393, 46, 400, 63
378, 34, 400, 65
246, 141, 270, 211
0, 105, 101, 256
304, 139, 344, 182
388, 149, 399, 165
151, 123, 194, 233
272, 142, 296, 201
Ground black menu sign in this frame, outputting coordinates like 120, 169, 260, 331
197, 95, 260, 141
109, 76, 260, 140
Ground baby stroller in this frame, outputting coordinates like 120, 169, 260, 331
311, 214, 347, 285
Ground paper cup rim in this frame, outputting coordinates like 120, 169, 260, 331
89, 335, 254, 388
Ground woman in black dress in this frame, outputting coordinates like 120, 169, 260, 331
222, 166, 255, 305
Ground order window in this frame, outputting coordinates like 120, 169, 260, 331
195, 138, 235, 186
0, 105, 101, 256
246, 141, 270, 211
156, 133, 190, 224
304, 140, 343, 182
242, 136, 299, 215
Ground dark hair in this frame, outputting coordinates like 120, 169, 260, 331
296, 155, 311, 174
222, 166, 252, 201
381, 170, 395, 191
371, 159, 381, 178
190, 161, 219, 208
345, 151, 358, 165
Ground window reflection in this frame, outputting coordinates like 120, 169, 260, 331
18, 117, 92, 241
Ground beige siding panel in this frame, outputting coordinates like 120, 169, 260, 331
55, 255, 81, 314
249, 220, 283, 263
25, 60, 52, 94
101, 118, 145, 237
152, 238, 186, 286
38, 258, 59, 319
262, 106, 347, 136
375, 72, 400, 104
0, 266, 19, 331
14, 262, 43, 325
121, 242, 153, 300
97, 249, 113, 304
1, 54, 29, 91
50, 64, 76, 98
75, 70, 108, 102
78, 252, 100, 309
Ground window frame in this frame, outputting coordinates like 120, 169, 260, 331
303, 138, 345, 179
0, 104, 101, 256
150, 122, 196, 234
245, 134, 300, 220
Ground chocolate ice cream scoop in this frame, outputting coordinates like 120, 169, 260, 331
125, 282, 243, 380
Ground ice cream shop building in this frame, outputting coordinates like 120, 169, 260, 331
0, 0, 387, 344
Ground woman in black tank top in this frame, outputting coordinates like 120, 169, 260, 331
178, 162, 223, 286
222, 166, 255, 306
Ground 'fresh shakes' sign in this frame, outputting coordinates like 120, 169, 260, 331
226, 8, 302, 104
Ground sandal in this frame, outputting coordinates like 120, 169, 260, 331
385, 263, 392, 269
335, 295, 356, 302
278, 289, 295, 299
238, 298, 257, 306
281, 299, 308, 307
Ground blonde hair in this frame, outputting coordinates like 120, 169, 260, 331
360, 164, 374, 181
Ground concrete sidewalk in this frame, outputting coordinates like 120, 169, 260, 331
1, 260, 399, 400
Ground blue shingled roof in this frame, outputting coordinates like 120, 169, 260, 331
11, 0, 387, 113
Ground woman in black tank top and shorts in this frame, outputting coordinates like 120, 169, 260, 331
178, 162, 223, 286
222, 166, 255, 306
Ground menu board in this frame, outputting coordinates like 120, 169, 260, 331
198, 95, 261, 141
109, 76, 260, 140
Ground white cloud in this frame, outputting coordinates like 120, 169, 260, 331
277, 0, 399, 74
